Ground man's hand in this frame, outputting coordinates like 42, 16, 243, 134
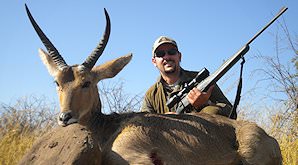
187, 85, 214, 109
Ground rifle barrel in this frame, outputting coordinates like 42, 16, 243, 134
246, 7, 288, 45
173, 6, 288, 114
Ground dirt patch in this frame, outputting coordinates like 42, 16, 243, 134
18, 124, 101, 165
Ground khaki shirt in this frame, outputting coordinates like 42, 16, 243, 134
141, 68, 232, 114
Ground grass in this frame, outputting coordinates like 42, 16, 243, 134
279, 134, 298, 164
0, 96, 57, 165
270, 112, 298, 165
0, 96, 297, 164
0, 127, 36, 165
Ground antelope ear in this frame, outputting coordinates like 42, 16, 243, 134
38, 48, 59, 77
92, 53, 132, 82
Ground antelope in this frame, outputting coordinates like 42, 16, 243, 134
26, 4, 282, 165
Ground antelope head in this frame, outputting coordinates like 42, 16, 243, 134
25, 4, 132, 126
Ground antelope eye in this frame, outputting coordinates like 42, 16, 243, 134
82, 81, 91, 88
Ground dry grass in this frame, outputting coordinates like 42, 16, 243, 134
0, 96, 297, 164
0, 96, 57, 165
279, 134, 298, 164
269, 111, 298, 165
0, 126, 36, 165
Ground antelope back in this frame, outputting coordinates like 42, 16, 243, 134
26, 4, 132, 126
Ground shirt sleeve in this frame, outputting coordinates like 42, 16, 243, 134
140, 96, 156, 113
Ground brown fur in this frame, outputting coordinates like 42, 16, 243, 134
20, 49, 282, 165
92, 112, 281, 165
19, 124, 102, 165
22, 10, 282, 163
20, 110, 282, 164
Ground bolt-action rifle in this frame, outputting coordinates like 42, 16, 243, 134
166, 7, 288, 114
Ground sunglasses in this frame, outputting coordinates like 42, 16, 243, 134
155, 49, 178, 58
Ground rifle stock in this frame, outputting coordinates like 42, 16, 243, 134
174, 45, 249, 114
166, 7, 288, 114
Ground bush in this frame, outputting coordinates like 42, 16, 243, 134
269, 112, 298, 164
0, 96, 57, 165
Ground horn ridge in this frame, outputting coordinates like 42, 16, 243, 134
25, 4, 68, 70
82, 8, 111, 69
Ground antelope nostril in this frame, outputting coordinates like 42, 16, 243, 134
59, 112, 72, 123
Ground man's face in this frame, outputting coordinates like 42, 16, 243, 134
152, 43, 181, 75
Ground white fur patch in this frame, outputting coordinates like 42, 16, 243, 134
77, 65, 87, 73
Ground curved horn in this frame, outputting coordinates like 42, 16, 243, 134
25, 4, 68, 70
82, 8, 111, 69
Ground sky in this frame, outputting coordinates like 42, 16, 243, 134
1, 1, 297, 111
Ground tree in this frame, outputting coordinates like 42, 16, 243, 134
98, 80, 143, 113
248, 19, 297, 140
